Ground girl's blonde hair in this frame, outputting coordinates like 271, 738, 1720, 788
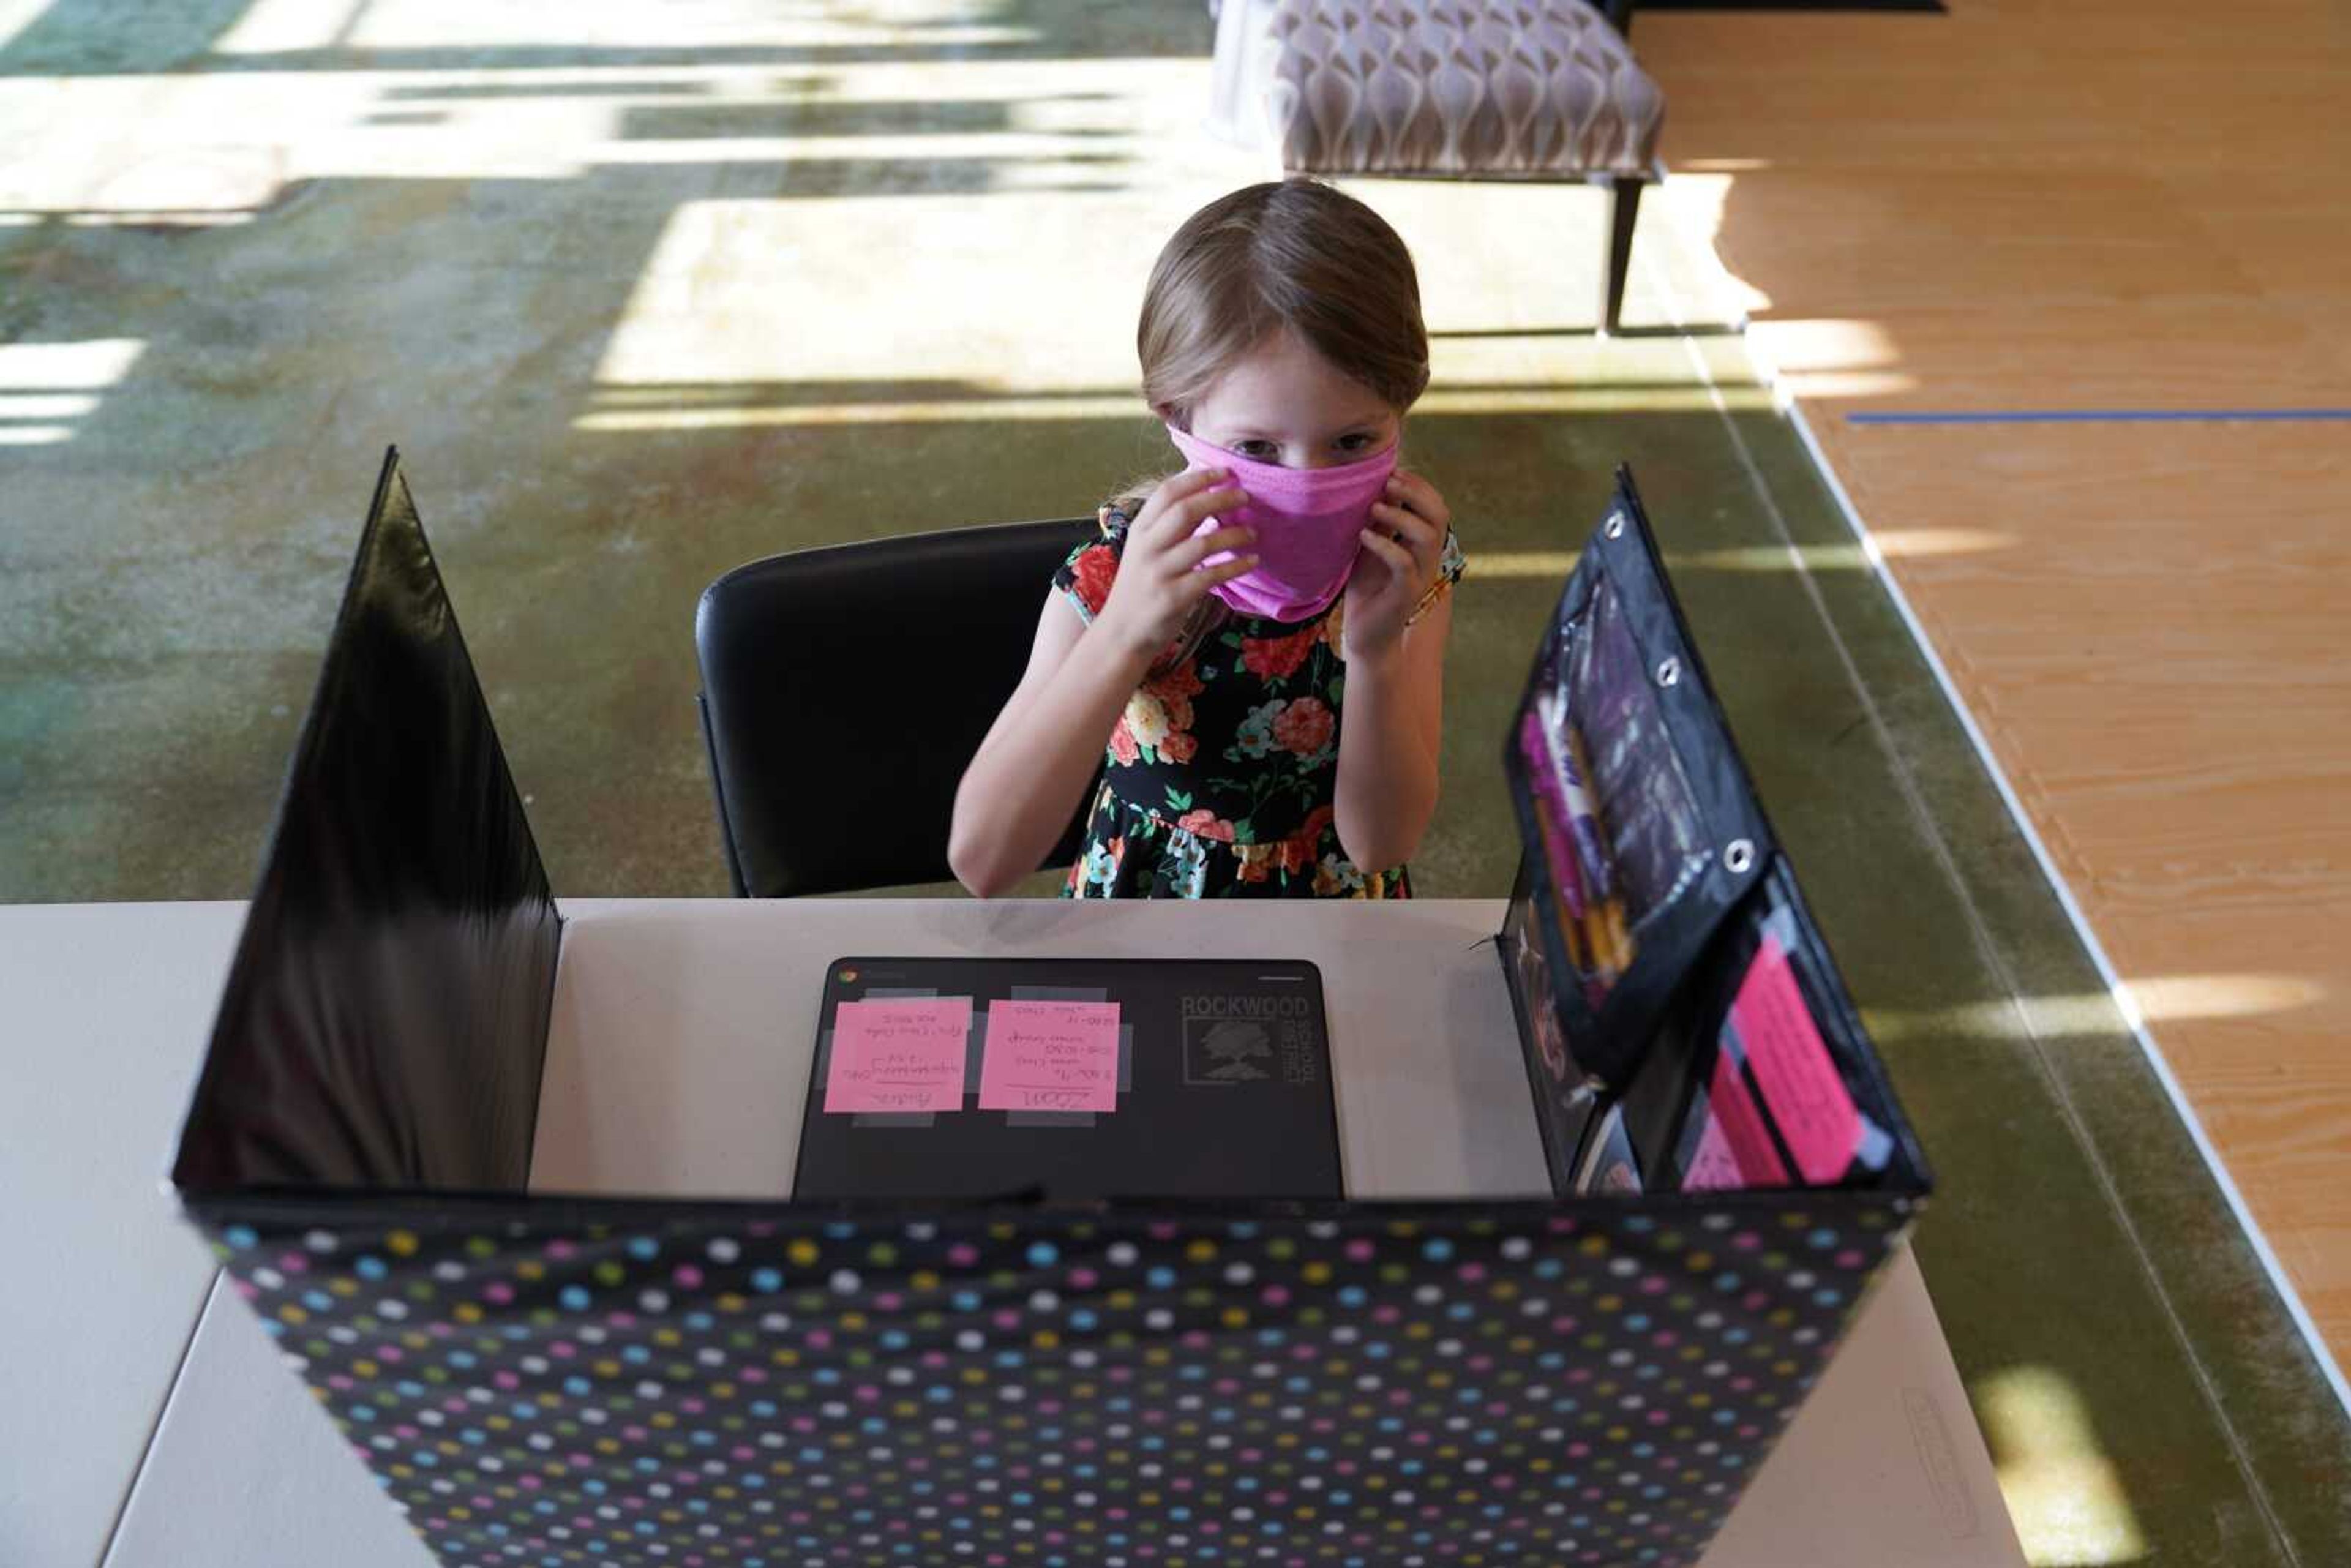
1139, 179, 1430, 430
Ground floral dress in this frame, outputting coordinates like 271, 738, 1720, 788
1054, 501, 1466, 899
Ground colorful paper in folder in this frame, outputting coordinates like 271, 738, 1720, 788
1678, 916, 1891, 1191
1689, 1046, 1789, 1190
1729, 929, 1864, 1184
1518, 707, 1636, 1004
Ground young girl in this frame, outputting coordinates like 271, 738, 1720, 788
950, 179, 1463, 899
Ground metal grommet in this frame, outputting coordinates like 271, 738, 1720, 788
1655, 657, 1681, 688
1725, 839, 1756, 876
1605, 511, 1626, 540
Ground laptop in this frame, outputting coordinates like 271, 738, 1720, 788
796, 955, 1340, 1200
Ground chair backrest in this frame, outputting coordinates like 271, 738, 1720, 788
695, 517, 1102, 897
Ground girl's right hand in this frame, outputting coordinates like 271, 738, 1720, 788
1095, 467, 1257, 663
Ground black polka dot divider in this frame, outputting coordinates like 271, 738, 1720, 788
199, 1198, 1917, 1568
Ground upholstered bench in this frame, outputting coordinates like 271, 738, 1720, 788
1207, 0, 1665, 332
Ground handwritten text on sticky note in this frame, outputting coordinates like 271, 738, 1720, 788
979, 1000, 1122, 1114
824, 997, 972, 1114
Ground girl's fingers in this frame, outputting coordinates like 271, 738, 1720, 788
1370, 500, 1440, 548
1357, 527, 1417, 578
1369, 503, 1441, 576
1141, 471, 1242, 538
1386, 467, 1441, 506
1157, 465, 1229, 505
1186, 552, 1262, 593
1384, 471, 1452, 531
1150, 484, 1247, 545
1173, 523, 1257, 572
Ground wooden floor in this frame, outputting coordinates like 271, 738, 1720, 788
1636, 0, 2351, 1361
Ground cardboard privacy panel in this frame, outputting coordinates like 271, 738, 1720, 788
173, 451, 560, 1199
173, 452, 1929, 1568
205, 1196, 1913, 1568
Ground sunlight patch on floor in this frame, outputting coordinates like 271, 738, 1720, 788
1976, 1365, 2149, 1566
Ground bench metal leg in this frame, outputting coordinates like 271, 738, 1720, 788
1602, 175, 1642, 335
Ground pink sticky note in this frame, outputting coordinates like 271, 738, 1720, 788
1730, 937, 1861, 1184
824, 998, 971, 1114
1706, 1050, 1789, 1187
979, 1000, 1122, 1114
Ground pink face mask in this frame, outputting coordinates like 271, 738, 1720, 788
1166, 424, 1400, 623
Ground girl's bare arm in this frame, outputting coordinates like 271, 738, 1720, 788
1333, 470, 1454, 874
950, 471, 1256, 898
949, 598, 1153, 898
1332, 590, 1450, 873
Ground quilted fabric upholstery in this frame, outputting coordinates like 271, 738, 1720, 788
1209, 0, 1664, 178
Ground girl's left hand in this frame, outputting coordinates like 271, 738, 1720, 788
1343, 468, 1452, 664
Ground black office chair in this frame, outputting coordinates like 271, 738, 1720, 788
695, 517, 1104, 896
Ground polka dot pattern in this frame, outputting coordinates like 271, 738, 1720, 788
204, 1200, 1915, 1568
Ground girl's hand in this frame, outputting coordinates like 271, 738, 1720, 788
1095, 467, 1257, 664
1343, 468, 1451, 665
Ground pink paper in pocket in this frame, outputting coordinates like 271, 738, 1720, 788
1681, 1093, 1751, 1192
1703, 1049, 1788, 1188
1730, 935, 1862, 1184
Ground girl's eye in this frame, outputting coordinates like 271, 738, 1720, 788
1232, 440, 1277, 459
1336, 433, 1373, 452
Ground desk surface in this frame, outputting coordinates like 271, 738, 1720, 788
531, 898, 1554, 1202
1, 898, 2023, 1568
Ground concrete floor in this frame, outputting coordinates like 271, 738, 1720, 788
3, 0, 2347, 1561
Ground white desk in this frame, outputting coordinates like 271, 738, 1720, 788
2, 900, 2023, 1568
530, 898, 1551, 1201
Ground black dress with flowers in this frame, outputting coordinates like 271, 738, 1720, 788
1052, 501, 1465, 899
